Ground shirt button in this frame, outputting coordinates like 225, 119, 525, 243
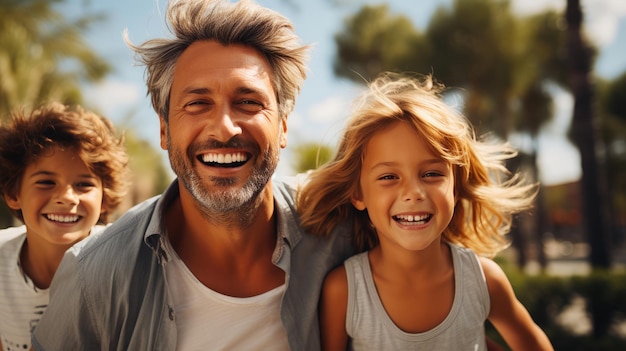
168, 306, 175, 320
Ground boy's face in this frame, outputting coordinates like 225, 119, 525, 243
5, 146, 104, 248
351, 121, 456, 253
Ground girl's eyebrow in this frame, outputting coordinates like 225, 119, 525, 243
369, 158, 447, 170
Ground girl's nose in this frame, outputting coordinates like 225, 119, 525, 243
403, 179, 425, 202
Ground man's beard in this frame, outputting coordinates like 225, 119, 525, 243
167, 133, 280, 226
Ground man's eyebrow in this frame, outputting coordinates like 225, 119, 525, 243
182, 87, 211, 95
181, 86, 266, 96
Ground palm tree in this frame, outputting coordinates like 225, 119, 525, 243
0, 0, 109, 119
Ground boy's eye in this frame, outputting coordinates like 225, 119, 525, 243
77, 182, 96, 188
35, 180, 55, 186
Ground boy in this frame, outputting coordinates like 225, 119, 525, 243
0, 102, 129, 350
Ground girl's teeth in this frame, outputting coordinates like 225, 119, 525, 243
396, 214, 429, 222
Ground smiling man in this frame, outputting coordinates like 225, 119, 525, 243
31, 1, 353, 350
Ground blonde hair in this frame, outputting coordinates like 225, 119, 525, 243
297, 72, 536, 257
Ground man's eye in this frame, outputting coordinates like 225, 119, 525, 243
184, 100, 210, 113
237, 100, 264, 112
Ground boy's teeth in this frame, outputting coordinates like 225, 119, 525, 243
202, 152, 247, 163
47, 214, 79, 223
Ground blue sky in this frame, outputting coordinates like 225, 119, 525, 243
58, 0, 626, 185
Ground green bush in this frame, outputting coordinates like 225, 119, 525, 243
486, 263, 626, 350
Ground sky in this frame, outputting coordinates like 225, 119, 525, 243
57, 0, 626, 186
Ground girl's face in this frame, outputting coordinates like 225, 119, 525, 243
5, 146, 104, 249
352, 121, 456, 252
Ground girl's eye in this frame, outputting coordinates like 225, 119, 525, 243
423, 171, 445, 179
77, 182, 96, 188
378, 174, 397, 181
35, 180, 55, 186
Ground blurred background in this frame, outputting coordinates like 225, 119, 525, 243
1, 0, 625, 349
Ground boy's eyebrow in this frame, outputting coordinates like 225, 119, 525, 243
28, 170, 55, 177
29, 170, 98, 179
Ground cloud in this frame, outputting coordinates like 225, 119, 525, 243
308, 94, 352, 124
84, 79, 143, 122
582, 0, 626, 46
511, 0, 626, 47
537, 135, 582, 186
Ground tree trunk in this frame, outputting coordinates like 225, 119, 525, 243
566, 0, 613, 338
566, 0, 611, 270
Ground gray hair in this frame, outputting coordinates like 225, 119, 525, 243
125, 0, 309, 121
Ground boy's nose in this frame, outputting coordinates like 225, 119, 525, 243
56, 186, 79, 205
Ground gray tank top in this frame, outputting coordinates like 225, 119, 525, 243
344, 242, 490, 350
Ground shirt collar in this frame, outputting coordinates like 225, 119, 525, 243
141, 177, 304, 263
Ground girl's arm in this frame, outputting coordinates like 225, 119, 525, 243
319, 265, 350, 351
480, 257, 554, 351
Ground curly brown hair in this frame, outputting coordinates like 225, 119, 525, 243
0, 102, 130, 223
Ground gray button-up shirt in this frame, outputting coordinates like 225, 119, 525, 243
32, 177, 354, 350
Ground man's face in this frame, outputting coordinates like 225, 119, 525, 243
161, 40, 287, 215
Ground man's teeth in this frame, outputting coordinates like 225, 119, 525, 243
46, 214, 80, 223
395, 214, 430, 223
201, 152, 247, 164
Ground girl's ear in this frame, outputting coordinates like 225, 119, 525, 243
351, 192, 366, 211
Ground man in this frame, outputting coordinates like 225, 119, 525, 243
31, 0, 353, 350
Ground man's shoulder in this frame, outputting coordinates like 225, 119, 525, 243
70, 196, 161, 260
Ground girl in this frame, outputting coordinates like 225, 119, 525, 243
0, 102, 129, 351
297, 73, 553, 350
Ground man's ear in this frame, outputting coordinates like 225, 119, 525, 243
159, 115, 168, 151
279, 117, 288, 149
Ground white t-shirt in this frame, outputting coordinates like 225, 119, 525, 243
0, 226, 46, 351
0, 224, 106, 351
164, 238, 289, 350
